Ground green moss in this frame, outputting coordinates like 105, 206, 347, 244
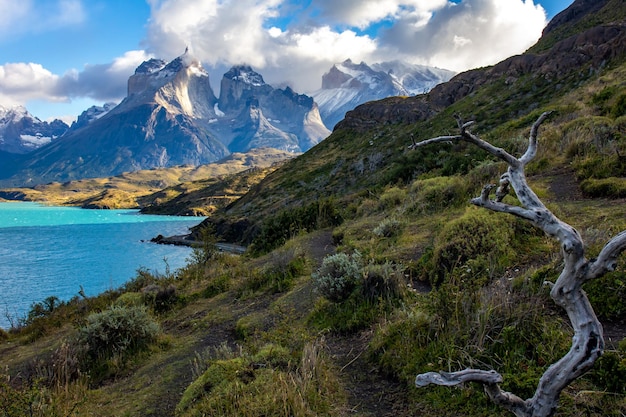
580, 177, 626, 198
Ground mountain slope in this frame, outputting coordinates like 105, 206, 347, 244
201, 0, 626, 245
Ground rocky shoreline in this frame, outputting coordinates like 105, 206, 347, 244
150, 234, 246, 254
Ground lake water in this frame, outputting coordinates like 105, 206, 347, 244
0, 202, 203, 329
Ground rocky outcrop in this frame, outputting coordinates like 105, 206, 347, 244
67, 102, 117, 133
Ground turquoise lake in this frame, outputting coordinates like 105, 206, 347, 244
0, 202, 203, 329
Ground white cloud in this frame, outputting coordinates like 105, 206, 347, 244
0, 50, 151, 108
377, 0, 547, 71
146, 0, 283, 69
144, 0, 547, 92
1, 0, 549, 119
0, 63, 64, 103
108, 50, 153, 74
312, 0, 449, 28
0, 1, 30, 35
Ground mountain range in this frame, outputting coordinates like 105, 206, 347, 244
0, 57, 452, 186
0, 105, 69, 154
311, 59, 454, 128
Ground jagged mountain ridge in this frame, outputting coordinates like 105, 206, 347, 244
66, 103, 117, 134
311, 59, 454, 129
0, 105, 69, 154
0, 55, 329, 186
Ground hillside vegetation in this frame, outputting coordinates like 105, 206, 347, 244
1, 1, 625, 416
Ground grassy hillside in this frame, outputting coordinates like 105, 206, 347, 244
1, 1, 625, 416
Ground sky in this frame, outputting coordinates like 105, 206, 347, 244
0, 0, 575, 124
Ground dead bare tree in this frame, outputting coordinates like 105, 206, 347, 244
410, 112, 626, 417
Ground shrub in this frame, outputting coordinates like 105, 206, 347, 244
312, 252, 362, 302
407, 176, 470, 214
142, 284, 179, 313
378, 186, 406, 209
580, 177, 626, 198
114, 292, 144, 308
589, 341, 626, 394
251, 199, 343, 255
76, 305, 160, 364
361, 262, 407, 302
373, 217, 402, 238
177, 339, 343, 417
239, 249, 308, 296
427, 208, 515, 286
584, 270, 626, 320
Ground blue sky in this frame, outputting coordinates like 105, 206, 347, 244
0, 0, 574, 123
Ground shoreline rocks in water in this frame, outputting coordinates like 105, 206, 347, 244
150, 234, 246, 254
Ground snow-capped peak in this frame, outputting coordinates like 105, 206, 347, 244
311, 58, 455, 129
0, 104, 35, 123
225, 65, 265, 86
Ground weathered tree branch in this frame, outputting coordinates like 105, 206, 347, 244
409, 112, 626, 417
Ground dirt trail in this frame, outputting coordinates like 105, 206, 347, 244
327, 331, 413, 417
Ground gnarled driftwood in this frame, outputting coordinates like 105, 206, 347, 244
410, 112, 626, 417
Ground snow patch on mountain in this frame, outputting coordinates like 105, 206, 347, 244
19, 134, 53, 148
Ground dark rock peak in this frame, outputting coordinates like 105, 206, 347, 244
322, 65, 352, 89
280, 87, 314, 108
163, 56, 185, 73
135, 58, 167, 74
224, 65, 266, 86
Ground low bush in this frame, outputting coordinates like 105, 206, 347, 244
177, 340, 344, 417
312, 252, 362, 302
251, 199, 343, 255
584, 270, 626, 320
378, 186, 406, 209
239, 249, 308, 296
373, 217, 402, 238
142, 284, 179, 313
361, 262, 407, 302
407, 176, 471, 214
590, 347, 626, 394
114, 291, 144, 308
425, 208, 516, 286
369, 278, 570, 412
580, 177, 626, 198
76, 305, 160, 367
